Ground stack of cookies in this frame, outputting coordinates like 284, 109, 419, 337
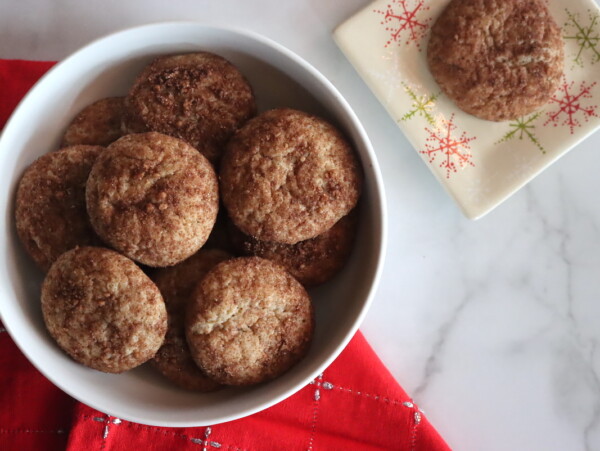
14, 51, 363, 390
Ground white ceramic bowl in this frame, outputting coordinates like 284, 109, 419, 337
0, 23, 386, 426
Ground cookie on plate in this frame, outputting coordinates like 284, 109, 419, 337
220, 108, 362, 244
427, 0, 564, 121
186, 257, 314, 386
152, 249, 230, 391
123, 52, 256, 163
41, 246, 167, 373
86, 132, 219, 267
15, 145, 103, 272
62, 97, 125, 147
229, 210, 358, 287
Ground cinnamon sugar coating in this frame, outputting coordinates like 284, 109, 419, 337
427, 0, 564, 121
62, 97, 125, 146
152, 249, 230, 391
123, 52, 256, 163
86, 132, 219, 267
220, 109, 362, 244
15, 145, 104, 271
41, 247, 167, 373
229, 210, 358, 287
186, 257, 314, 385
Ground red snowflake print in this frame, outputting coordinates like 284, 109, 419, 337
420, 115, 476, 178
373, 0, 431, 50
544, 79, 598, 134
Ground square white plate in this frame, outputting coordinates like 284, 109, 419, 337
334, 0, 600, 219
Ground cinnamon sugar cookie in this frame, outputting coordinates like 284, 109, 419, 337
220, 108, 362, 244
15, 145, 103, 271
62, 97, 125, 146
41, 247, 167, 373
186, 257, 314, 386
427, 0, 563, 121
123, 52, 256, 163
229, 210, 358, 287
86, 132, 219, 267
152, 249, 230, 391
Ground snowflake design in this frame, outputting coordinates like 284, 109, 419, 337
420, 114, 476, 178
373, 0, 431, 50
190, 427, 221, 450
92, 416, 121, 441
496, 113, 545, 153
310, 374, 334, 401
400, 82, 440, 126
563, 9, 600, 67
544, 79, 598, 134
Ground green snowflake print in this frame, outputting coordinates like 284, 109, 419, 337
496, 113, 545, 154
400, 82, 440, 126
564, 9, 600, 67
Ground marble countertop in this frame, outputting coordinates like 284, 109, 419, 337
2, 1, 600, 450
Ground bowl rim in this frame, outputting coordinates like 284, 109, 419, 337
0, 22, 388, 427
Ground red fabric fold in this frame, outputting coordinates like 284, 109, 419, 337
0, 59, 450, 451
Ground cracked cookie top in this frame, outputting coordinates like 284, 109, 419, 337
185, 257, 314, 385
151, 248, 231, 391
427, 0, 564, 121
220, 108, 362, 244
41, 246, 167, 373
123, 52, 256, 163
86, 132, 219, 267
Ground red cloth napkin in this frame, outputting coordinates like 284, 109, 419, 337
0, 59, 451, 451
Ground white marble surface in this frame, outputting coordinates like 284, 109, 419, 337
2, 1, 600, 450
